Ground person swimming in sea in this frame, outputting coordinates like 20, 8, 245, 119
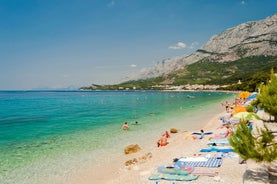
132, 121, 139, 125
122, 122, 129, 130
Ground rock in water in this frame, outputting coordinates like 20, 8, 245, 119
124, 144, 141, 154
170, 128, 178, 133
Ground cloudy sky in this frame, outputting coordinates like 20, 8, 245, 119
1, 0, 276, 90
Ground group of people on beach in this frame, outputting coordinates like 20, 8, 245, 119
218, 96, 257, 139
122, 121, 171, 147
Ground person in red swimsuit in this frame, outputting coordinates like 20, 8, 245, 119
157, 134, 168, 147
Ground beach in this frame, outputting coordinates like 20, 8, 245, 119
71, 108, 272, 184
69, 111, 258, 183
2, 91, 272, 184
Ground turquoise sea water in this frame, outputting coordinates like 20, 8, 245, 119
0, 90, 235, 183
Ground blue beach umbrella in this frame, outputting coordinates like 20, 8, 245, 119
247, 92, 258, 101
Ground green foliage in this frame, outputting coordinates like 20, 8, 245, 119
166, 55, 277, 90
80, 56, 277, 91
246, 105, 254, 113
257, 69, 277, 120
229, 121, 277, 163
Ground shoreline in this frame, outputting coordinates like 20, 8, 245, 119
71, 101, 249, 184
1, 91, 237, 184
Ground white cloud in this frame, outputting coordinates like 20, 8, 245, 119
130, 64, 137, 68
168, 42, 187, 50
169, 41, 199, 50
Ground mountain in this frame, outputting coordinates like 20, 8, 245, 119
125, 13, 277, 81
81, 13, 277, 91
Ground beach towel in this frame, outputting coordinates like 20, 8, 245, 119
207, 138, 229, 145
200, 146, 233, 153
148, 173, 199, 181
174, 157, 222, 168
157, 166, 193, 175
178, 157, 208, 162
221, 152, 239, 158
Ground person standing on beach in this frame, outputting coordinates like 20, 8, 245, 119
222, 101, 231, 112
122, 122, 129, 130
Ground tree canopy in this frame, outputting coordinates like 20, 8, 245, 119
229, 121, 277, 163
257, 69, 277, 121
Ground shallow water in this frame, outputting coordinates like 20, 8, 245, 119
0, 90, 235, 183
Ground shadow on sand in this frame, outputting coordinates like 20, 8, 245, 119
243, 168, 269, 184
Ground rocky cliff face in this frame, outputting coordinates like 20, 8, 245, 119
202, 13, 277, 61
126, 13, 277, 81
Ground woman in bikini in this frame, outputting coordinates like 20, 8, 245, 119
157, 134, 168, 147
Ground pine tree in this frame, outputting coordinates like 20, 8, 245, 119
230, 121, 277, 162
257, 69, 277, 121
229, 121, 277, 183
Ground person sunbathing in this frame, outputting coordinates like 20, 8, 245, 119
224, 125, 232, 138
198, 129, 205, 139
163, 131, 170, 138
157, 135, 168, 147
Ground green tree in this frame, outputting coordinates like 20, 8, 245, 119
229, 121, 277, 183
257, 69, 277, 121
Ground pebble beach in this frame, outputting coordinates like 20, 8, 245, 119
71, 105, 272, 184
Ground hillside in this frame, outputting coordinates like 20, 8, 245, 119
80, 56, 277, 91
124, 13, 277, 81
81, 13, 277, 91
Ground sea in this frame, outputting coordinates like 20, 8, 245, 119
0, 90, 235, 184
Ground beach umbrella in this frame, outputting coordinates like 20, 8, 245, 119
238, 91, 251, 99
247, 92, 258, 101
233, 106, 247, 114
233, 112, 260, 120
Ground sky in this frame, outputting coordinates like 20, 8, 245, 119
0, 0, 277, 90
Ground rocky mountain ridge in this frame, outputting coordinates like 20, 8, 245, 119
126, 13, 277, 81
